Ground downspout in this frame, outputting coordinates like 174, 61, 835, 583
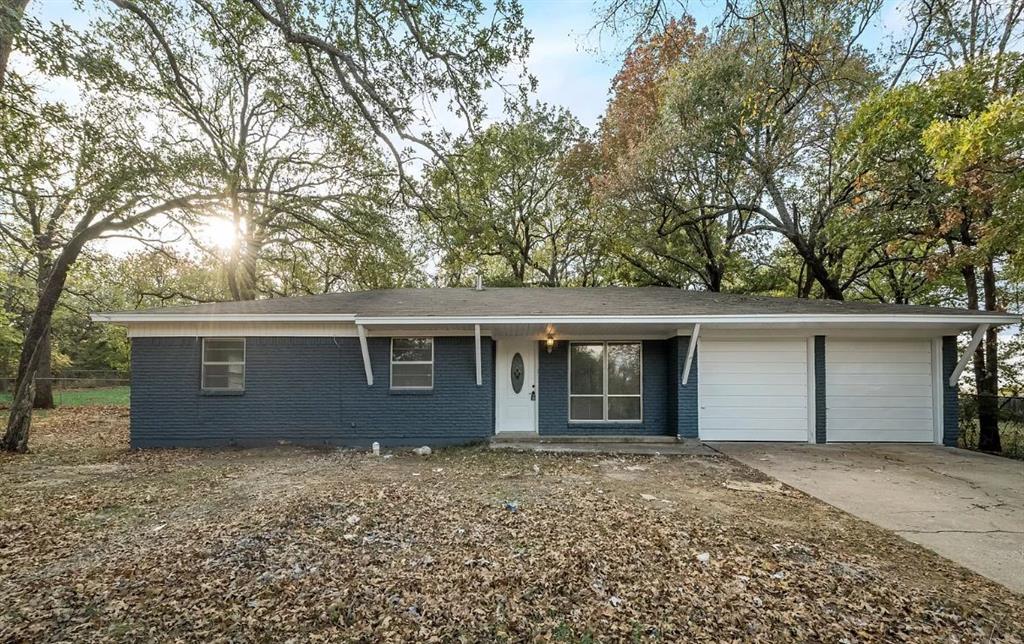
474, 324, 482, 386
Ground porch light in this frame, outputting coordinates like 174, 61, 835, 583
546, 334, 555, 353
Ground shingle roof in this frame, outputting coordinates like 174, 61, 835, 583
103, 287, 1013, 319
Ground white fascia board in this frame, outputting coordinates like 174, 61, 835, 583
354, 313, 1021, 326
91, 313, 358, 323
92, 312, 1020, 326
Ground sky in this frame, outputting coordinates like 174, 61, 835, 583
497, 0, 907, 130
32, 0, 912, 132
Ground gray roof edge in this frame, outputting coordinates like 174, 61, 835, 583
88, 287, 1022, 323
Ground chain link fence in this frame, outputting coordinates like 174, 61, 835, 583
959, 394, 1024, 459
1, 371, 130, 408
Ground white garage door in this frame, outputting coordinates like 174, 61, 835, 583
699, 338, 809, 441
826, 339, 934, 442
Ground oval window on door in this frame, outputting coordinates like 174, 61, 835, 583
511, 353, 524, 393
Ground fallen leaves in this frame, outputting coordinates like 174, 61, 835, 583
0, 409, 1021, 641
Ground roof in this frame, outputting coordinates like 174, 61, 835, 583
93, 287, 1018, 323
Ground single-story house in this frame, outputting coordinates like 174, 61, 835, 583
92, 287, 1018, 449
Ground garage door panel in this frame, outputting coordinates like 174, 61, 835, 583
702, 339, 807, 350
831, 389, 937, 403
827, 373, 932, 387
700, 351, 807, 364
699, 338, 808, 442
703, 406, 815, 420
829, 384, 934, 398
700, 429, 809, 441
828, 339, 930, 350
825, 348, 931, 362
704, 364, 806, 378
826, 339, 934, 442
828, 429, 936, 442
829, 395, 933, 409
701, 394, 808, 409
701, 383, 811, 397
828, 362, 933, 376
828, 418, 933, 432
700, 372, 807, 386
701, 417, 809, 431
829, 406, 934, 420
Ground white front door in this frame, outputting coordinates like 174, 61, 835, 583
495, 338, 537, 433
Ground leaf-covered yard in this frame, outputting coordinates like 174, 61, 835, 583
1, 408, 1022, 642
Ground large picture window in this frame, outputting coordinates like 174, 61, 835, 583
391, 337, 433, 389
202, 338, 245, 391
569, 342, 642, 422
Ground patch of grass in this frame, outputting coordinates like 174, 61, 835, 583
0, 386, 129, 409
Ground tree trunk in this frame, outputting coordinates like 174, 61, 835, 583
790, 236, 844, 300
240, 232, 259, 300
705, 262, 723, 292
33, 251, 54, 409
976, 260, 1001, 452
228, 228, 259, 301
0, 0, 29, 92
32, 327, 53, 408
3, 238, 85, 452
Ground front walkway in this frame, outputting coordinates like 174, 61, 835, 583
490, 435, 716, 456
714, 442, 1024, 594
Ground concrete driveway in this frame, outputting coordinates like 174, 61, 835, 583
714, 443, 1024, 594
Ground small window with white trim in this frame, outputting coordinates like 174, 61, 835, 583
202, 338, 245, 391
391, 337, 433, 389
569, 341, 642, 421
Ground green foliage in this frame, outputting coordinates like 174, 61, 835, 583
422, 104, 601, 286
847, 53, 1024, 292
0, 307, 21, 380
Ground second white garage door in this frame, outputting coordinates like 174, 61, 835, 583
699, 338, 809, 441
825, 339, 935, 442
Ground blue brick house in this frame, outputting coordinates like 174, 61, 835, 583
92, 287, 1016, 449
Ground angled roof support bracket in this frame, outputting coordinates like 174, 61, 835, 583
357, 323, 373, 386
948, 323, 989, 387
682, 323, 701, 386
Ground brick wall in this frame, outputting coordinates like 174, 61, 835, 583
130, 336, 494, 448
676, 336, 699, 439
942, 336, 960, 447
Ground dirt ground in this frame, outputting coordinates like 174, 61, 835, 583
1, 407, 1022, 642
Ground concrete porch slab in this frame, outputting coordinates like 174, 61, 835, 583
491, 433, 679, 444
490, 438, 715, 456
